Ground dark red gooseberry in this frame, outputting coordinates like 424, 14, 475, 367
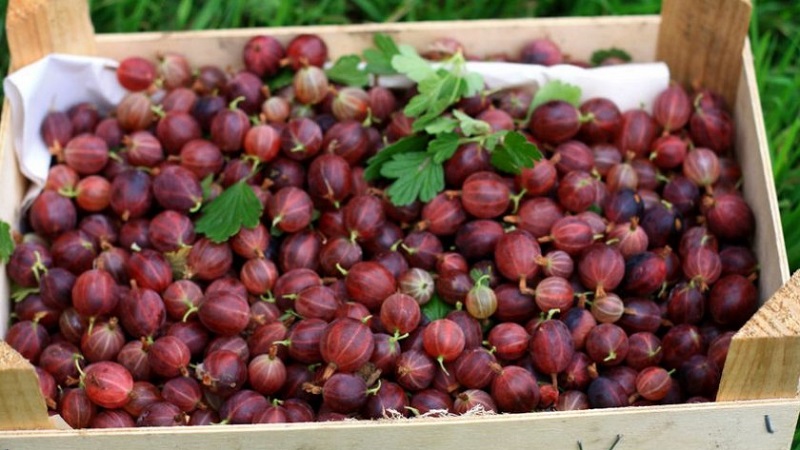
690, 108, 733, 154
198, 291, 250, 336
395, 349, 436, 392
29, 190, 77, 238
578, 98, 621, 143
137, 401, 186, 427
211, 105, 251, 153
286, 34, 328, 69
152, 165, 202, 213
554, 140, 594, 175
161, 87, 198, 113
520, 38, 563, 66
60, 388, 97, 429
158, 52, 192, 89
243, 35, 284, 77
117, 93, 155, 131
83, 361, 134, 409
459, 172, 510, 219
529, 100, 580, 144
578, 244, 625, 297
616, 110, 658, 158
661, 324, 705, 369
708, 274, 758, 327
110, 169, 153, 221
156, 111, 202, 155
72, 269, 118, 317
343, 261, 396, 311
557, 171, 597, 213
515, 158, 558, 197
320, 318, 376, 375
494, 230, 541, 292
623, 251, 667, 296
585, 323, 629, 366
704, 193, 755, 241
41, 111, 74, 150
491, 365, 540, 413
268, 187, 314, 233
196, 349, 248, 396
653, 84, 691, 131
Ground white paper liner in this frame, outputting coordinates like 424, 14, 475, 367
4, 53, 669, 212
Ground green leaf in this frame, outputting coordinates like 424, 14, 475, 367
590, 47, 632, 66
266, 67, 295, 92
491, 131, 542, 174
463, 72, 485, 97
452, 110, 492, 137
364, 134, 429, 181
0, 220, 14, 264
391, 45, 435, 83
382, 153, 444, 206
469, 268, 484, 283
200, 174, 215, 200
363, 33, 401, 75
427, 132, 460, 164
325, 54, 369, 87
525, 80, 583, 123
424, 116, 458, 134
421, 294, 454, 322
408, 74, 464, 132
194, 180, 264, 243
484, 131, 506, 152
380, 152, 429, 178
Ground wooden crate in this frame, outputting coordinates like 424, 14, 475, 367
2, 0, 799, 448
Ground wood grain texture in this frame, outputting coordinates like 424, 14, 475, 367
656, 0, 751, 106
6, 0, 96, 71
0, 342, 53, 430
0, 399, 798, 450
93, 16, 660, 66
731, 39, 791, 295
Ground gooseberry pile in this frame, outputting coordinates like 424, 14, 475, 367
5, 32, 757, 428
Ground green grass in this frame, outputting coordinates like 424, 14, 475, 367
1, 0, 800, 444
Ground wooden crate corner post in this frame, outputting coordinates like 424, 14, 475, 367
719, 271, 800, 402
656, 0, 752, 107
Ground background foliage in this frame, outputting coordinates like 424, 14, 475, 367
1, 0, 799, 444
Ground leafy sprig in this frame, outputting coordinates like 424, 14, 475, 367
358, 34, 587, 206
326, 54, 370, 87
0, 220, 14, 264
194, 178, 263, 243
590, 47, 632, 67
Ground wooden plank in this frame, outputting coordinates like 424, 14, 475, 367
0, 101, 26, 336
0, 2, 796, 446
93, 16, 660, 65
715, 38, 793, 402
656, 0, 752, 106
0, 399, 798, 450
5, 0, 96, 71
732, 39, 791, 295
0, 342, 52, 430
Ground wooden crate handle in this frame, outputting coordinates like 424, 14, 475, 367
718, 271, 800, 401
6, 0, 96, 72
656, 0, 752, 107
